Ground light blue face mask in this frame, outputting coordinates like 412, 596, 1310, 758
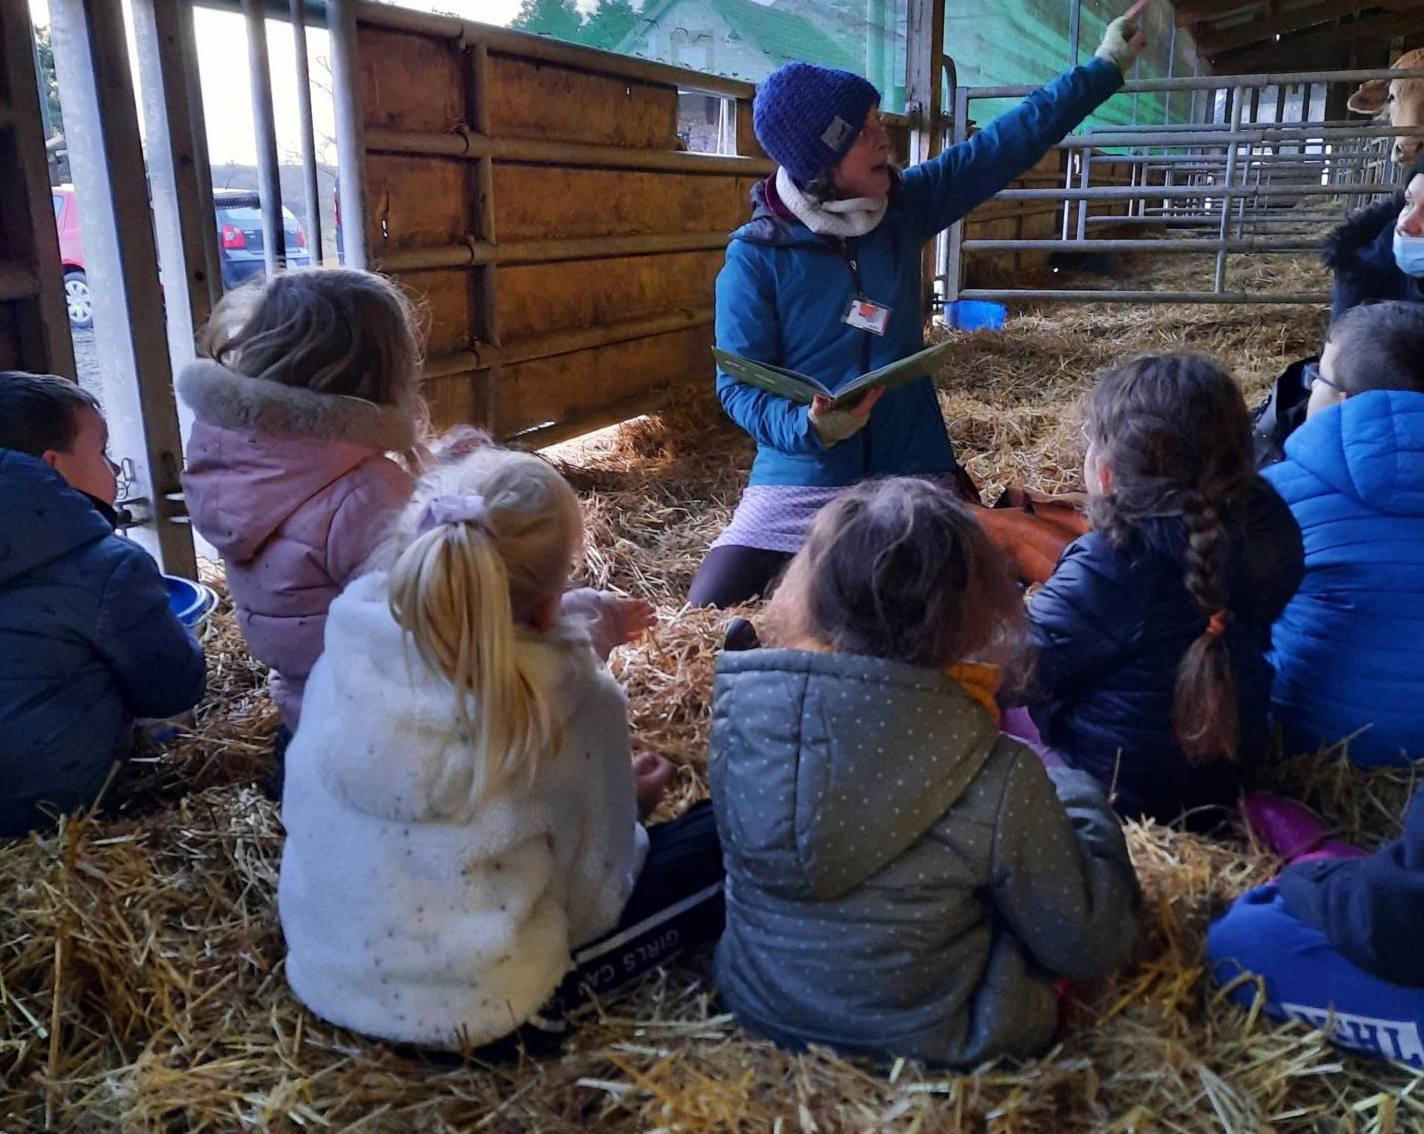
1393, 230, 1424, 279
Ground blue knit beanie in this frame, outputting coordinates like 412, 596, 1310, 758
753, 62, 881, 186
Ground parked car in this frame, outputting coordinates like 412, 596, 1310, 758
212, 188, 312, 289
52, 185, 312, 329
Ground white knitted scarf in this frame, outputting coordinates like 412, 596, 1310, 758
775, 167, 888, 239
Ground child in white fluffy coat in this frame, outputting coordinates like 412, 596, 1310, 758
277, 446, 722, 1051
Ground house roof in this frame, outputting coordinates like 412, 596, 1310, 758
618, 0, 862, 76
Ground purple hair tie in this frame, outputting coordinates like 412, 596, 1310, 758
417, 493, 493, 536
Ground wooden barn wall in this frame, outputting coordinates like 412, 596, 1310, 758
0, 5, 75, 379
353, 18, 773, 445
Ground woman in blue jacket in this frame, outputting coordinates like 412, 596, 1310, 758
688, 8, 1149, 607
1264, 300, 1424, 766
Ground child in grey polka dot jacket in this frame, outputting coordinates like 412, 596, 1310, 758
709, 476, 1141, 1068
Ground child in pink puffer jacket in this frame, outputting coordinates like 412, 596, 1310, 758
180, 269, 424, 770
180, 268, 668, 803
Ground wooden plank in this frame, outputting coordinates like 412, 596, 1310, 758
497, 249, 723, 340
364, 153, 473, 251
360, 26, 463, 133
1214, 8, 1424, 72
422, 370, 485, 430
487, 55, 678, 149
735, 100, 767, 160
496, 326, 710, 436
399, 268, 476, 355
1196, 0, 1417, 57
492, 166, 757, 241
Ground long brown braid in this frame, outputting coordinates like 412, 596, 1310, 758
1084, 354, 1255, 762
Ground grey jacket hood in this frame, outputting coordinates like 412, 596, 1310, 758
710, 642, 1140, 1068
714, 648, 999, 900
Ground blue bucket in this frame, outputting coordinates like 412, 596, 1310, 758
165, 575, 218, 630
948, 300, 1008, 332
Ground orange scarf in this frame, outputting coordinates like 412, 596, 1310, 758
946, 661, 1002, 725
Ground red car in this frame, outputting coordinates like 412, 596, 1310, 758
52, 184, 311, 329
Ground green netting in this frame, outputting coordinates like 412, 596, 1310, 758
947, 0, 1200, 136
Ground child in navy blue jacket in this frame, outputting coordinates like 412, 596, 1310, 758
0, 373, 206, 836
1027, 355, 1303, 828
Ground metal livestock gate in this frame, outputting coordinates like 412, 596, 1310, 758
939, 63, 1424, 307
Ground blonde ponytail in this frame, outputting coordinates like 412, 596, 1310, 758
386, 450, 582, 806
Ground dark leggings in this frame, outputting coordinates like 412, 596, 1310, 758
470, 800, 724, 1062
687, 545, 793, 608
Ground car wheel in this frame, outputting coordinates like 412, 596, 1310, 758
64, 270, 93, 329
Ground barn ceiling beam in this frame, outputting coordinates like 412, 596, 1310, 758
1175, 1, 1263, 28
1211, 6, 1424, 71
1196, 0, 1417, 57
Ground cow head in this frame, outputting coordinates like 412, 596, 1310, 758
1348, 47, 1424, 166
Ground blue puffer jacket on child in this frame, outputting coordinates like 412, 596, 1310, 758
1028, 478, 1303, 826
715, 58, 1124, 488
1264, 390, 1424, 765
0, 449, 206, 835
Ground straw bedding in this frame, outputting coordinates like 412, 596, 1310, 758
5, 250, 1423, 1133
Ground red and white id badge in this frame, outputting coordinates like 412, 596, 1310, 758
843, 296, 892, 336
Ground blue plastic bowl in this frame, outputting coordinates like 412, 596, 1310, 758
164, 575, 217, 629
948, 299, 1008, 332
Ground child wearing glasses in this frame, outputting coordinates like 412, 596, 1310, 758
1209, 307, 1424, 1065
1264, 300, 1424, 766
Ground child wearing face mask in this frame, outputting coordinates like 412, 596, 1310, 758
0, 373, 207, 836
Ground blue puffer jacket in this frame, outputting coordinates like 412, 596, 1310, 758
715, 58, 1124, 488
1028, 478, 1303, 826
1264, 390, 1424, 765
1278, 783, 1424, 987
0, 449, 206, 836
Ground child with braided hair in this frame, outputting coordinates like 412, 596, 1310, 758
1026, 355, 1304, 828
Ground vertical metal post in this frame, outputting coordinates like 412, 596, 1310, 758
49, 0, 196, 574
469, 39, 502, 431
131, 0, 221, 384
1164, 22, 1177, 124
943, 83, 969, 302
1068, 0, 1082, 67
243, 0, 286, 277
1, 2, 76, 377
905, 0, 946, 315
290, 0, 324, 262
1214, 86, 1245, 295
1075, 145, 1093, 241
328, 0, 369, 268
1131, 56, 1141, 126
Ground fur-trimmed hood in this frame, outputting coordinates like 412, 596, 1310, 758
179, 357, 417, 564
177, 358, 418, 454
1320, 196, 1420, 320
1321, 196, 1402, 272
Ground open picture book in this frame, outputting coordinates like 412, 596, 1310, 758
712, 338, 958, 409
